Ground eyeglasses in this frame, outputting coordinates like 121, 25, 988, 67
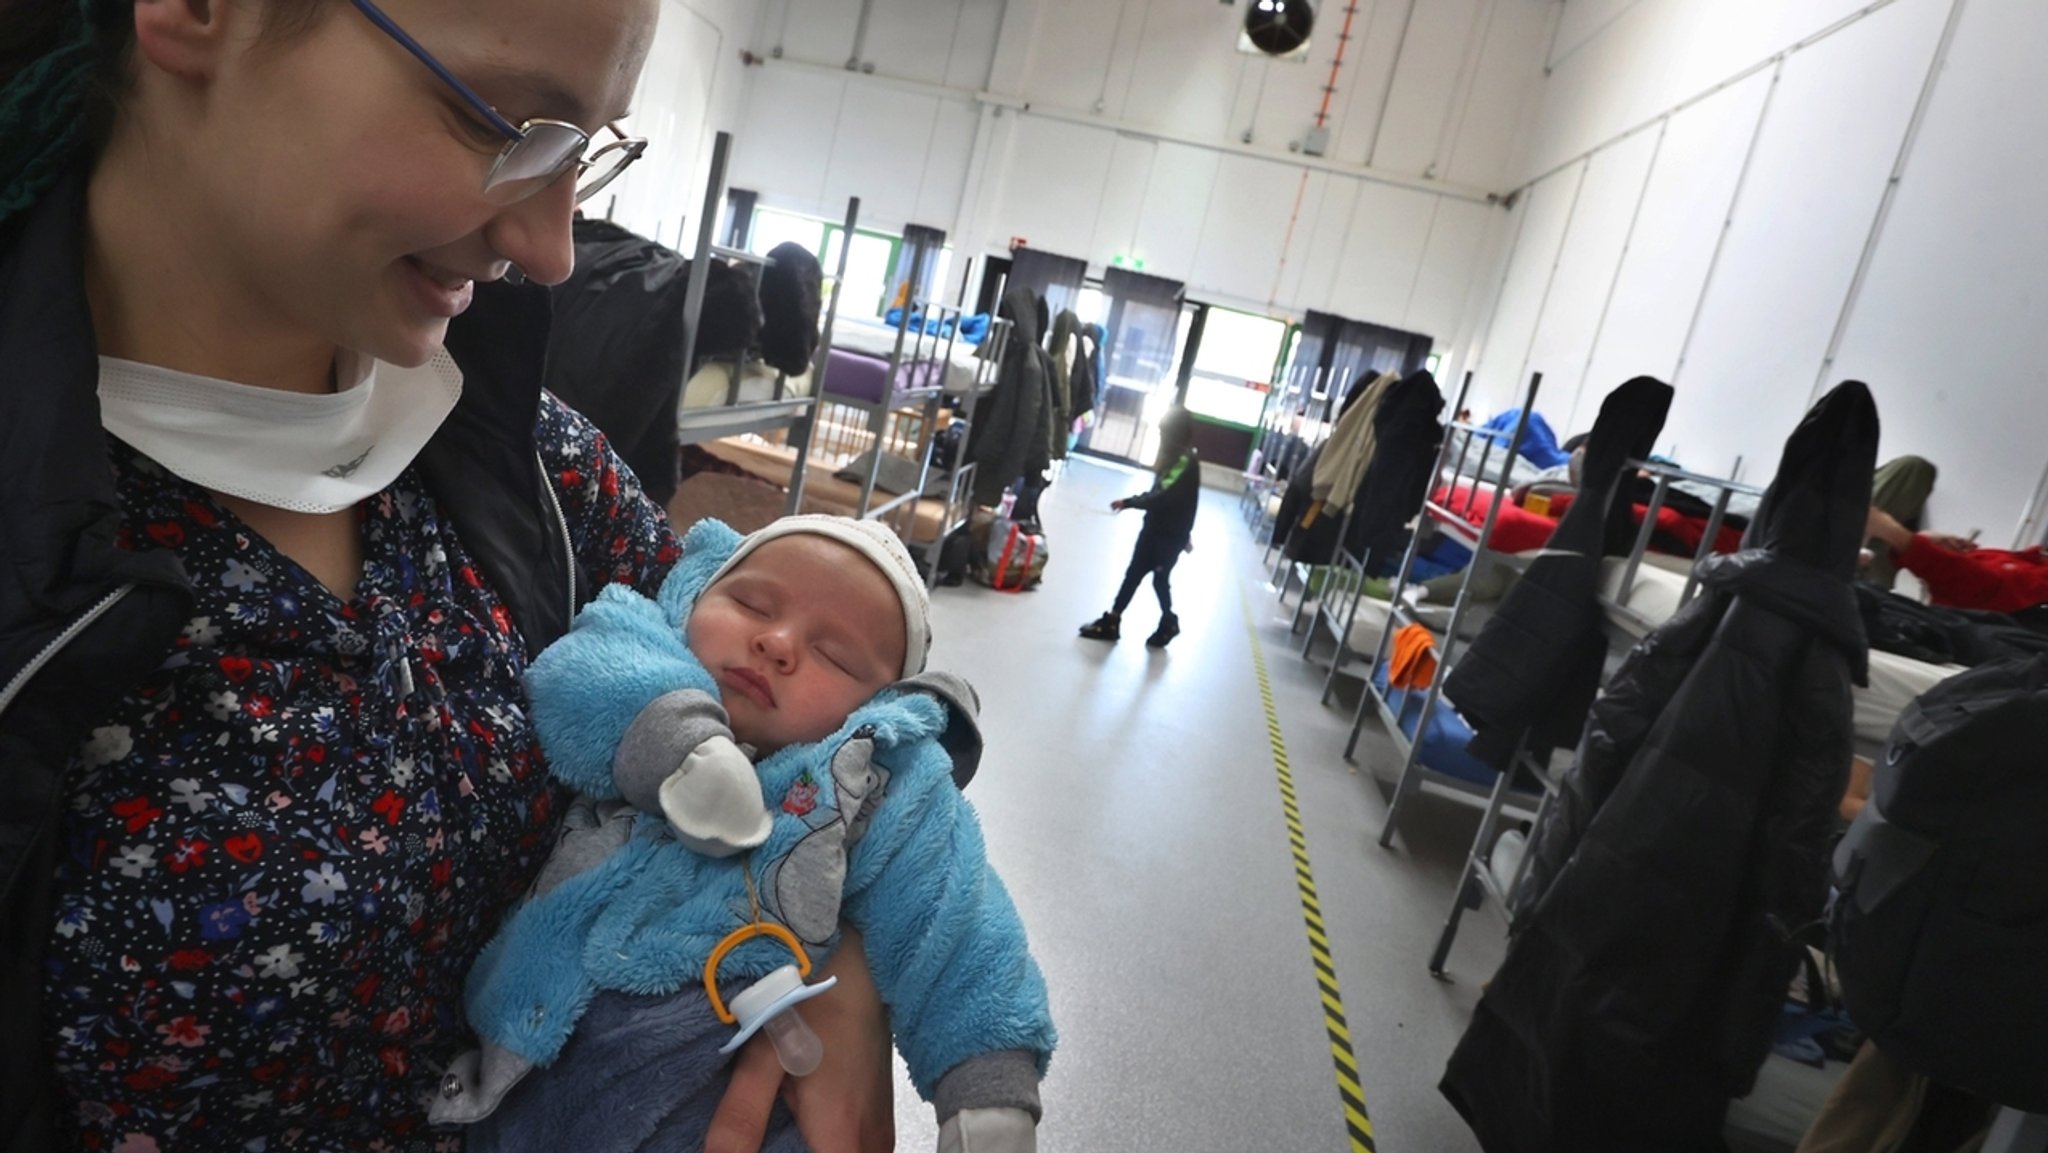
350, 0, 647, 205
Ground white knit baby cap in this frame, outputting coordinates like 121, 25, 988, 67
706, 515, 931, 678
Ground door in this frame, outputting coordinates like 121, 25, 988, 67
1077, 268, 1190, 467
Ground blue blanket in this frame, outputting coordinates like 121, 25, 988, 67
883, 307, 991, 345
1480, 409, 1569, 469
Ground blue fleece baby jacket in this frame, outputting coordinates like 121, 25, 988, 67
466, 520, 1054, 1099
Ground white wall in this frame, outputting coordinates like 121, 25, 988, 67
1461, 0, 2048, 541
600, 0, 756, 250
726, 0, 1560, 358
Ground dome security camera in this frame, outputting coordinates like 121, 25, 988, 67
1243, 0, 1314, 58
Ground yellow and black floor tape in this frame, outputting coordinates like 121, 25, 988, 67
1240, 584, 1377, 1153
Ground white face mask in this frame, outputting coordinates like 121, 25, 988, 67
97, 351, 464, 514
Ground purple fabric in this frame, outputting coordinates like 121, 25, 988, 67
822, 348, 948, 405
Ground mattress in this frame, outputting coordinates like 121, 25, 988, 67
829, 316, 992, 397
1596, 558, 1965, 748
1346, 596, 1394, 655
1370, 662, 1503, 789
680, 360, 811, 410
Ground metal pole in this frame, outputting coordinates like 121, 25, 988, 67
678, 132, 734, 387
1378, 372, 1539, 848
794, 195, 862, 514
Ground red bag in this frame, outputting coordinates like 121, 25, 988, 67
975, 517, 1048, 591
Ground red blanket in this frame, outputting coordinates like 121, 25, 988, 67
1900, 535, 2048, 614
1431, 485, 1744, 557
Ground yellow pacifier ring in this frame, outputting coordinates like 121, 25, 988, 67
705, 921, 814, 1025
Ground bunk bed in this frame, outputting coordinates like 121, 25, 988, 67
672, 130, 825, 515
1401, 413, 1973, 1146
1244, 357, 1332, 554
1326, 373, 1550, 853
680, 210, 1012, 583
1296, 372, 2029, 1149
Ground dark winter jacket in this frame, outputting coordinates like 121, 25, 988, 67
1270, 441, 1322, 551
1440, 382, 1877, 1153
1120, 449, 1203, 551
967, 286, 1055, 506
0, 171, 582, 1153
758, 240, 824, 378
545, 218, 760, 507
1070, 321, 1103, 422
1443, 376, 1673, 769
1855, 582, 2048, 668
1281, 369, 1443, 569
1339, 369, 1445, 566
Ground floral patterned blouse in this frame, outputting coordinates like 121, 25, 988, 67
44, 396, 681, 1151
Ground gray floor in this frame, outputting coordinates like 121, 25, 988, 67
891, 457, 1504, 1152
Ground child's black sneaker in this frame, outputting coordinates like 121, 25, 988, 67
1145, 613, 1180, 648
1078, 613, 1121, 641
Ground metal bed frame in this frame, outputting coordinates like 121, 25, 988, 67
672, 131, 848, 518
1343, 370, 1547, 853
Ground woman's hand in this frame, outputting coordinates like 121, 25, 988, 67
1865, 506, 1914, 552
704, 927, 895, 1153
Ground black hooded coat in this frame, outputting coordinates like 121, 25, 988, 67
967, 287, 1055, 507
1441, 382, 1879, 1153
1442, 376, 1673, 768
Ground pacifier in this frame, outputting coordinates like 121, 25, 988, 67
707, 921, 838, 1076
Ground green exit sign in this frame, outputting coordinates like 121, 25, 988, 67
1110, 253, 1147, 271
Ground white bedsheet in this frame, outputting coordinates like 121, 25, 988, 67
830, 316, 993, 395
1596, 558, 1964, 749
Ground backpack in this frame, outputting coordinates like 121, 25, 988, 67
1829, 653, 2048, 1111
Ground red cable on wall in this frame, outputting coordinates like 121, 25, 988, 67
1315, 1, 1364, 129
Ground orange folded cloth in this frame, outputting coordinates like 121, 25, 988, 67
1388, 623, 1439, 690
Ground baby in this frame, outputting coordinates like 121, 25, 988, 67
431, 516, 1054, 1152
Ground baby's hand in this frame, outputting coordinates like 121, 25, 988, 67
657, 735, 773, 857
938, 1107, 1035, 1153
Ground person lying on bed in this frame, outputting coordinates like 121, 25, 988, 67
431, 516, 1055, 1153
1865, 507, 2048, 615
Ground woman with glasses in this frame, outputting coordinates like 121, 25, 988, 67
0, 0, 895, 1149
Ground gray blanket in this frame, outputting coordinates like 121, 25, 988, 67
465, 986, 813, 1153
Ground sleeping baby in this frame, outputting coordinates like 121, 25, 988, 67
430, 516, 1054, 1152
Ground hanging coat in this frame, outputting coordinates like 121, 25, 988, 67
1311, 370, 1399, 513
1442, 376, 1673, 769
1044, 308, 1078, 461
1272, 441, 1323, 551
757, 240, 824, 377
1070, 322, 1103, 422
1340, 369, 1446, 567
546, 219, 761, 506
1280, 371, 1418, 565
967, 287, 1054, 506
1441, 381, 1879, 1153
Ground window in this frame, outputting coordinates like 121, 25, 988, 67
822, 229, 896, 316
746, 208, 951, 319
1076, 285, 1108, 327
1183, 306, 1289, 429
747, 208, 826, 261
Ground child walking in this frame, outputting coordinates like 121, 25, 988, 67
1080, 408, 1201, 648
